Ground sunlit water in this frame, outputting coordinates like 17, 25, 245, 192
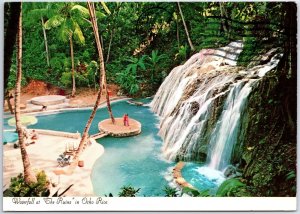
90, 99, 173, 196
181, 162, 225, 194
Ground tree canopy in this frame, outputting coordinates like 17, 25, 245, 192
5, 2, 295, 97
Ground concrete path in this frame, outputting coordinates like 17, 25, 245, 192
3, 132, 104, 196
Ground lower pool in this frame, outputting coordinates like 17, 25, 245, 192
181, 162, 225, 194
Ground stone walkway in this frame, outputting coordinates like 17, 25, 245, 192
173, 162, 196, 190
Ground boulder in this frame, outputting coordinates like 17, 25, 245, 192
224, 165, 237, 178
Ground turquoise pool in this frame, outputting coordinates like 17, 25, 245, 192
3, 99, 225, 196
23, 99, 173, 196
90, 100, 173, 196
181, 162, 225, 194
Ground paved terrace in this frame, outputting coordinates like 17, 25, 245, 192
3, 130, 104, 196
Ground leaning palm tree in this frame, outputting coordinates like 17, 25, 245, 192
15, 3, 37, 184
72, 1, 114, 164
44, 3, 89, 97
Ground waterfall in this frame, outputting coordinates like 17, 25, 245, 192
151, 41, 282, 172
207, 80, 254, 171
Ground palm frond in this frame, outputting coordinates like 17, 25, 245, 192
58, 184, 74, 197
73, 21, 85, 45
101, 1, 111, 15
95, 11, 106, 19
58, 21, 71, 43
71, 5, 89, 18
44, 15, 65, 29
27, 8, 49, 20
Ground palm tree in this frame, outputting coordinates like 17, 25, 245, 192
15, 3, 37, 184
44, 3, 89, 97
72, 1, 114, 164
24, 2, 51, 67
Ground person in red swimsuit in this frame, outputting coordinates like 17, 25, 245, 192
125, 114, 129, 126
123, 114, 129, 126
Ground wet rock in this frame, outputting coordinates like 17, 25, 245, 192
234, 74, 244, 81
127, 100, 144, 106
224, 165, 237, 178
190, 101, 199, 115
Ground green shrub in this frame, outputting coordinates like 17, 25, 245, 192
60, 72, 72, 87
4, 171, 50, 197
216, 178, 250, 197
75, 73, 89, 87
118, 185, 140, 197
163, 186, 178, 197
182, 187, 211, 197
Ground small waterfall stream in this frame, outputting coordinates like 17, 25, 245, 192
151, 42, 282, 174
207, 80, 254, 170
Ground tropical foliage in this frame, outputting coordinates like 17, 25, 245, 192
118, 185, 141, 197
3, 171, 50, 197
6, 2, 291, 97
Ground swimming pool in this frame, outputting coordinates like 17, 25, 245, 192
3, 99, 225, 196
24, 99, 173, 196
90, 100, 173, 196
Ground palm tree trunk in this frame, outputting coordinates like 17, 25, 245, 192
15, 4, 37, 184
41, 17, 50, 67
219, 2, 229, 38
176, 16, 180, 49
89, 2, 115, 124
177, 2, 195, 51
70, 34, 76, 97
105, 29, 114, 63
5, 90, 14, 114
102, 72, 115, 124
73, 83, 103, 163
72, 1, 115, 164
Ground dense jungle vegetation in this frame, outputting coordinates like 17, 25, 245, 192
4, 2, 296, 197
5, 2, 294, 96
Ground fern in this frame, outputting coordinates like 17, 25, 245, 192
285, 171, 296, 181
216, 178, 245, 197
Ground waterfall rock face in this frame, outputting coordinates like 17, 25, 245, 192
151, 42, 282, 171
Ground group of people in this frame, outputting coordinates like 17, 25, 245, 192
23, 128, 39, 146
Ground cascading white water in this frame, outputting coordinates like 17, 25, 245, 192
151, 41, 282, 172
206, 53, 283, 171
207, 80, 254, 170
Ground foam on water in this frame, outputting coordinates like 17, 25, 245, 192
195, 166, 225, 185
181, 163, 225, 193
